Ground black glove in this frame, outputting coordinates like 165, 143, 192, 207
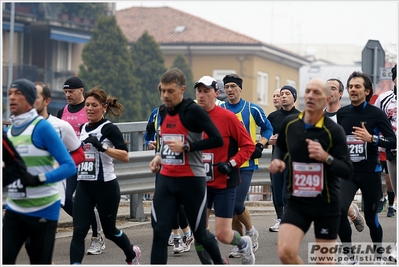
250, 143, 264, 159
146, 122, 155, 135
20, 172, 45, 187
3, 156, 27, 187
213, 162, 233, 175
83, 136, 105, 152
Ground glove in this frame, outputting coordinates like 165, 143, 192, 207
83, 136, 105, 152
250, 143, 264, 160
3, 157, 27, 187
20, 172, 45, 187
213, 162, 233, 175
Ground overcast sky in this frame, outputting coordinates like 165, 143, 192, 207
115, 1, 398, 49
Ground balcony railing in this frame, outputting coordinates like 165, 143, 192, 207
2, 3, 112, 27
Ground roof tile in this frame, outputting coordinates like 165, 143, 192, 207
116, 6, 262, 45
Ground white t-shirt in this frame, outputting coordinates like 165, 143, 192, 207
373, 90, 397, 136
47, 114, 81, 206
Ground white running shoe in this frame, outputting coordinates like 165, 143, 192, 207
182, 232, 194, 252
269, 218, 281, 232
389, 243, 397, 263
373, 259, 386, 265
87, 235, 106, 255
339, 255, 359, 265
127, 246, 141, 265
237, 236, 255, 264
228, 246, 241, 258
172, 237, 184, 254
168, 232, 174, 246
247, 227, 259, 253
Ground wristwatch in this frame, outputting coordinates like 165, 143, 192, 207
38, 173, 46, 182
371, 135, 378, 144
325, 155, 334, 165
229, 159, 237, 167
102, 143, 109, 152
183, 142, 190, 152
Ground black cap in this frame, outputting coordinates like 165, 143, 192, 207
280, 85, 297, 102
223, 74, 243, 89
63, 76, 84, 89
10, 78, 37, 106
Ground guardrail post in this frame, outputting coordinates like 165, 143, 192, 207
130, 193, 145, 220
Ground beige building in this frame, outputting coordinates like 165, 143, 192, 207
116, 6, 309, 116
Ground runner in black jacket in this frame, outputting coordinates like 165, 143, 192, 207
267, 85, 301, 232
336, 71, 396, 264
270, 78, 353, 264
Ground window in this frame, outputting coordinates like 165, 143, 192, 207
257, 71, 268, 104
213, 69, 236, 81
275, 76, 280, 90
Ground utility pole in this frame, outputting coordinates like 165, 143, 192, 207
6, 3, 15, 120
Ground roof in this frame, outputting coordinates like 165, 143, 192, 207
116, 6, 264, 45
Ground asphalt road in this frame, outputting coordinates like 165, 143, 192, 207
14, 209, 397, 265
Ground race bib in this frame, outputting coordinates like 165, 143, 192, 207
292, 162, 323, 197
77, 153, 96, 180
7, 179, 27, 198
203, 153, 214, 181
160, 134, 185, 165
346, 135, 367, 162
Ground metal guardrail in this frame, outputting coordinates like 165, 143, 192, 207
3, 118, 384, 218
115, 150, 272, 219
2, 120, 273, 219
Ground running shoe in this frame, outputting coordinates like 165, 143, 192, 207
388, 243, 397, 263
378, 197, 387, 213
127, 245, 141, 265
182, 232, 194, 252
87, 235, 106, 255
373, 259, 386, 265
237, 236, 255, 264
228, 246, 241, 258
173, 237, 184, 254
168, 232, 174, 246
387, 207, 395, 217
350, 203, 365, 232
247, 227, 259, 253
339, 254, 359, 265
269, 218, 281, 232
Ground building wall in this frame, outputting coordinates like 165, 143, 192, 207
164, 53, 301, 116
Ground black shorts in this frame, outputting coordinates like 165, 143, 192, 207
281, 197, 341, 239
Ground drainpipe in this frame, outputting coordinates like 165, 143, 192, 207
187, 45, 192, 67
237, 56, 246, 77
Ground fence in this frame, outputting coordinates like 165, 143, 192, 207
3, 120, 381, 218
2, 121, 273, 219
113, 149, 273, 219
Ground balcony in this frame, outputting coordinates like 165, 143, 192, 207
3, 64, 76, 93
2, 64, 77, 119
2, 3, 113, 28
